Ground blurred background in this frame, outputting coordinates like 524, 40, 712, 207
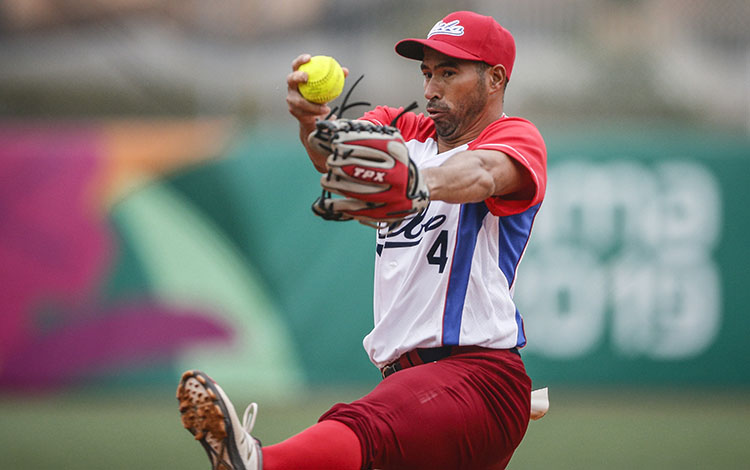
1, 0, 749, 469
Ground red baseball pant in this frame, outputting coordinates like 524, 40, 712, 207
319, 347, 532, 470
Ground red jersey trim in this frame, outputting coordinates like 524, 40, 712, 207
476, 142, 545, 217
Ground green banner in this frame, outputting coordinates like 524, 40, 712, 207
2, 121, 747, 392
158, 123, 750, 386
516, 126, 750, 385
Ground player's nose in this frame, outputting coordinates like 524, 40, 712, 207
423, 78, 442, 101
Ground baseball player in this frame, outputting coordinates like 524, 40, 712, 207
177, 10, 547, 470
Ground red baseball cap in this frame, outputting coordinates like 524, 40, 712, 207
395, 11, 516, 78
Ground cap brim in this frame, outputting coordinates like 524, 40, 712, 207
395, 38, 483, 62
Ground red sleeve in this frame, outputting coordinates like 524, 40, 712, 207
361, 106, 435, 143
469, 117, 547, 216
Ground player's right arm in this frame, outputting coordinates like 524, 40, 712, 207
286, 54, 346, 173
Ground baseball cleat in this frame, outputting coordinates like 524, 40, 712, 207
177, 370, 262, 470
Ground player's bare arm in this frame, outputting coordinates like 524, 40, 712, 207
422, 148, 533, 203
286, 54, 349, 173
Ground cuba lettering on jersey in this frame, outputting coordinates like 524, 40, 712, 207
360, 106, 547, 367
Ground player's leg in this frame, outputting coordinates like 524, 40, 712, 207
319, 348, 531, 470
177, 370, 362, 470
261, 420, 361, 470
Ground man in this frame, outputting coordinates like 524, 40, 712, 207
177, 10, 547, 470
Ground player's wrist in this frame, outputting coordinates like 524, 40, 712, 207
299, 118, 320, 136
301, 133, 329, 173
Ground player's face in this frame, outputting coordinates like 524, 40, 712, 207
421, 49, 489, 141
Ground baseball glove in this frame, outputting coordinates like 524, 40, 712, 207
309, 117, 430, 227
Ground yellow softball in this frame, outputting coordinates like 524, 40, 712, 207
298, 55, 345, 104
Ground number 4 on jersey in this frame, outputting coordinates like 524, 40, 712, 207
426, 230, 449, 273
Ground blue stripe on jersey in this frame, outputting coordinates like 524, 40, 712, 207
515, 307, 527, 348
497, 203, 542, 347
442, 202, 489, 345
497, 203, 541, 289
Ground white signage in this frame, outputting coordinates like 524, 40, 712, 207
516, 160, 722, 360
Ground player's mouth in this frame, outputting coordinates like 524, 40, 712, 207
426, 101, 450, 119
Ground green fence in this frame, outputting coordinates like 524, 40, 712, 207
160, 122, 750, 387
2, 121, 748, 392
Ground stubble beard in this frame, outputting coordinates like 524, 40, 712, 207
431, 79, 489, 140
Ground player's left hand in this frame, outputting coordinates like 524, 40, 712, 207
309, 119, 430, 226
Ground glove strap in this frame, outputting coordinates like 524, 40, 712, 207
389, 101, 419, 127
326, 74, 371, 120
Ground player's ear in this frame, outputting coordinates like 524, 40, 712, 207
489, 65, 507, 93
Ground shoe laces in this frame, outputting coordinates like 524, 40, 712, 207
242, 403, 258, 434
236, 403, 260, 463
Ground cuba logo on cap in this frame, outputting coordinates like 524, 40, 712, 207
427, 19, 464, 38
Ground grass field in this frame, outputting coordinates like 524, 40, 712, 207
2, 386, 749, 469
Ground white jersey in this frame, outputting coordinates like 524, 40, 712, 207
360, 107, 547, 367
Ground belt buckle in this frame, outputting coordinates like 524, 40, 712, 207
381, 363, 398, 379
